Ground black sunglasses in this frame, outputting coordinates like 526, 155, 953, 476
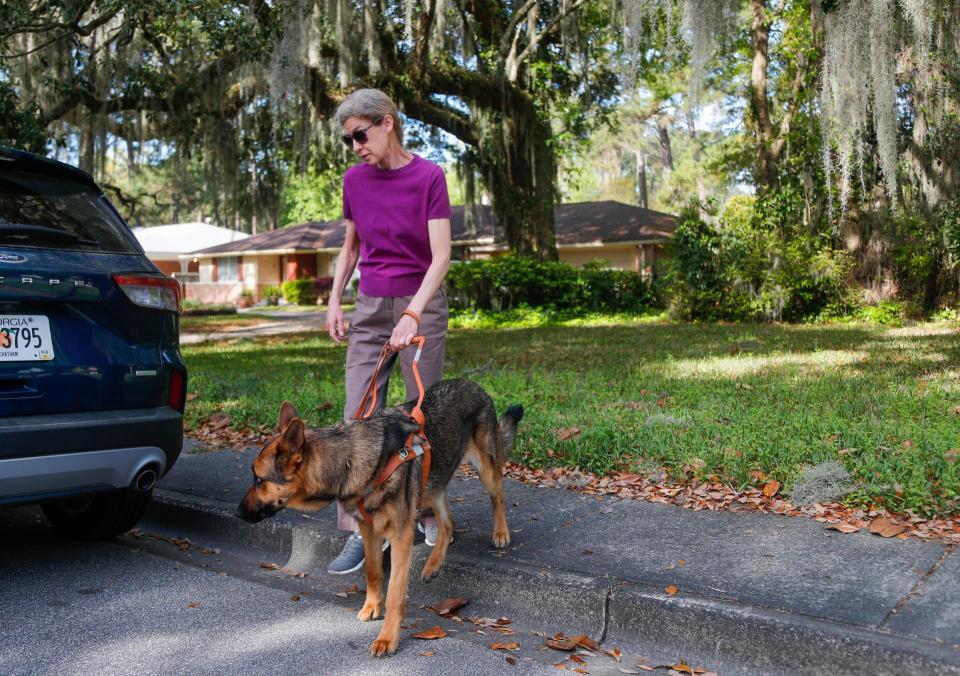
341, 118, 382, 148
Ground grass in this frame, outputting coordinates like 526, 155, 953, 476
181, 316, 960, 517
180, 314, 276, 333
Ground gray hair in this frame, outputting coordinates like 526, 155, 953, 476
334, 88, 403, 145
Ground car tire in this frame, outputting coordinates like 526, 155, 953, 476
42, 488, 153, 539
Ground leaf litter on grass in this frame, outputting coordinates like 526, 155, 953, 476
502, 463, 960, 545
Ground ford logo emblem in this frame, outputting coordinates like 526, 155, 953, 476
0, 252, 27, 264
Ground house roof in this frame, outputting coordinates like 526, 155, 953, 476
190, 221, 346, 256
131, 222, 249, 259
189, 201, 675, 257
449, 201, 676, 246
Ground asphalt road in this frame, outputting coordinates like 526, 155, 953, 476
0, 506, 641, 676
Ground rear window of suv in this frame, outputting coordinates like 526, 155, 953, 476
0, 165, 139, 254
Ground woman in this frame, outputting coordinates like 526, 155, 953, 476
325, 88, 452, 575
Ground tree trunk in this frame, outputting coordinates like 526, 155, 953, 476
636, 146, 648, 208
476, 99, 558, 260
749, 0, 777, 191
656, 116, 673, 171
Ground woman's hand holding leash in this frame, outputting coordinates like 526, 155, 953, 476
389, 309, 420, 350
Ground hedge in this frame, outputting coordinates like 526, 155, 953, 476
445, 256, 656, 313
281, 278, 319, 305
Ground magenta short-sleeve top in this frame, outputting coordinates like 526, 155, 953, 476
342, 154, 451, 297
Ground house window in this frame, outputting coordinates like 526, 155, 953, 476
217, 256, 239, 281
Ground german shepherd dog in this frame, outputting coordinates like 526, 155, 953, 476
236, 379, 523, 657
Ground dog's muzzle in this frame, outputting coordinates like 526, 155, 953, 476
236, 502, 278, 523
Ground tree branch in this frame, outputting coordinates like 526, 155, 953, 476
511, 0, 589, 71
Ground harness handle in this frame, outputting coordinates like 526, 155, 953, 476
353, 336, 432, 524
353, 336, 427, 433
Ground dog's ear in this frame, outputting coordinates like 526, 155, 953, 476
277, 417, 304, 467
381, 413, 421, 453
278, 401, 299, 431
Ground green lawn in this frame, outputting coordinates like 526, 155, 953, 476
181, 319, 960, 517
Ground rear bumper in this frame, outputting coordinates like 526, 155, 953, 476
0, 406, 183, 505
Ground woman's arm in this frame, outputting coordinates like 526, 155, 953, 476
327, 219, 360, 344
389, 217, 451, 349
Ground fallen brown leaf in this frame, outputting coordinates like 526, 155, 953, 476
605, 647, 622, 661
428, 597, 469, 616
290, 594, 301, 602
665, 585, 679, 596
506, 656, 517, 665
412, 626, 447, 640
186, 601, 199, 608
571, 635, 601, 651
570, 655, 587, 664
762, 480, 780, 497
490, 642, 519, 651
827, 522, 860, 534
555, 427, 582, 442
869, 517, 907, 538
258, 561, 280, 570
419, 651, 435, 657
671, 659, 695, 674
546, 636, 576, 651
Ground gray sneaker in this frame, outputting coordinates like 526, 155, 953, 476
327, 532, 388, 575
418, 522, 451, 547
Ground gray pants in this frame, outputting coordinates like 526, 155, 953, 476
336, 289, 448, 531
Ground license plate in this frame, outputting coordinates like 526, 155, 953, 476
0, 315, 54, 361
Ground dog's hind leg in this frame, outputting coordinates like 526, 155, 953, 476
471, 425, 511, 549
420, 490, 454, 582
357, 522, 385, 622
370, 518, 414, 657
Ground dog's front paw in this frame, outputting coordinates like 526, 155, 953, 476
369, 633, 399, 657
492, 529, 511, 549
357, 600, 384, 621
420, 562, 442, 582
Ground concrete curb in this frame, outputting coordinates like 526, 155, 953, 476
148, 489, 960, 675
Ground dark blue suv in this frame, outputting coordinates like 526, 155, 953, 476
0, 147, 187, 538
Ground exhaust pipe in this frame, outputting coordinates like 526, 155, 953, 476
132, 466, 158, 492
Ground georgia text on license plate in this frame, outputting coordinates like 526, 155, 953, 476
0, 315, 54, 361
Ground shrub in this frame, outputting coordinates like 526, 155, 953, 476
663, 200, 855, 322
262, 286, 282, 305
313, 276, 334, 304
445, 256, 655, 313
855, 300, 904, 326
281, 278, 319, 305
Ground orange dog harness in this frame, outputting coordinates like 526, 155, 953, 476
353, 336, 432, 524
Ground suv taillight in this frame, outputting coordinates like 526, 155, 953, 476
167, 369, 187, 413
113, 274, 181, 313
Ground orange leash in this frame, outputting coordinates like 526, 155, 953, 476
354, 336, 431, 523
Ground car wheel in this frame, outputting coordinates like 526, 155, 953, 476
42, 488, 153, 539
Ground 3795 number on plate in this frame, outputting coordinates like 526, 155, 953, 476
0, 315, 54, 361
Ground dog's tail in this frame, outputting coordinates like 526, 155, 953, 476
497, 404, 524, 464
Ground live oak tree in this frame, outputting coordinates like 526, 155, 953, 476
1, 0, 620, 258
